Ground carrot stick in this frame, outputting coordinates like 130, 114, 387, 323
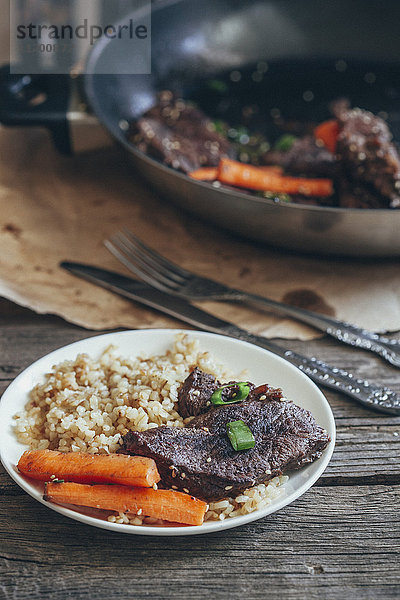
218, 158, 333, 197
314, 119, 340, 153
189, 167, 218, 181
44, 482, 208, 526
259, 165, 283, 175
18, 449, 160, 488
189, 165, 282, 181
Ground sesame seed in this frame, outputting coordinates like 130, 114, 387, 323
193, 389, 200, 397
172, 485, 178, 490
152, 483, 158, 490
171, 470, 176, 478
169, 465, 175, 470
265, 469, 271, 475
137, 508, 143, 515
259, 395, 266, 401
225, 485, 233, 491
50, 474, 56, 479
183, 488, 190, 494
181, 472, 186, 478
206, 457, 212, 463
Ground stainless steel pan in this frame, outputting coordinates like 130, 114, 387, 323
2, 0, 400, 256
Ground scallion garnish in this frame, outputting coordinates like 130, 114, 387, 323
210, 382, 250, 405
227, 420, 255, 451
274, 133, 297, 152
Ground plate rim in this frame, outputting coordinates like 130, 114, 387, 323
0, 328, 336, 536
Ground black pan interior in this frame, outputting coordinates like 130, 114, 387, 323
85, 0, 400, 148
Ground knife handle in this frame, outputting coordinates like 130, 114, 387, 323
221, 325, 400, 415
227, 289, 400, 368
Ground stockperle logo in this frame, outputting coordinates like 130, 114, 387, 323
10, 0, 151, 75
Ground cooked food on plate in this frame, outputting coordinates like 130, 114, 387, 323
14, 336, 330, 527
129, 91, 400, 209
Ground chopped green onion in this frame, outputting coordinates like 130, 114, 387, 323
210, 382, 250, 405
227, 420, 255, 451
274, 134, 297, 152
207, 79, 229, 94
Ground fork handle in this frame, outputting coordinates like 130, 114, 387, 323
227, 290, 400, 368
221, 325, 400, 415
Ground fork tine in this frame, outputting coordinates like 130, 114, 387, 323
123, 229, 190, 282
113, 232, 183, 289
105, 237, 179, 294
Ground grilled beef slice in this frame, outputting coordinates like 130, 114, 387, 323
177, 367, 221, 418
263, 136, 337, 179
129, 91, 234, 173
336, 108, 400, 208
119, 398, 330, 501
177, 367, 270, 418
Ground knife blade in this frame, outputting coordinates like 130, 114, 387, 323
60, 261, 400, 414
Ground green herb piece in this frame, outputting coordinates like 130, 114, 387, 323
210, 382, 250, 405
262, 191, 292, 202
51, 479, 65, 484
274, 134, 297, 152
207, 79, 229, 94
227, 420, 255, 451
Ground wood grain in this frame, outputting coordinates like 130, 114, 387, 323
0, 300, 399, 599
0, 487, 398, 600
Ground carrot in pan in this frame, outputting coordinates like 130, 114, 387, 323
44, 481, 208, 526
217, 158, 333, 197
189, 167, 219, 181
189, 165, 282, 181
18, 449, 160, 488
314, 119, 340, 153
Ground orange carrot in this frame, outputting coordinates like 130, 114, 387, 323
189, 165, 282, 181
217, 158, 333, 197
18, 449, 160, 488
189, 167, 218, 181
314, 119, 340, 153
44, 481, 208, 526
259, 165, 283, 175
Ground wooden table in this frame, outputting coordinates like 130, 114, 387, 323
1, 298, 399, 600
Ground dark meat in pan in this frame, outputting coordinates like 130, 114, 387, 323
263, 136, 337, 179
129, 91, 234, 173
336, 108, 400, 208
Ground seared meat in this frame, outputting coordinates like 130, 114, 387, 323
129, 91, 234, 173
263, 136, 337, 178
177, 367, 280, 418
336, 108, 400, 208
337, 177, 391, 209
177, 367, 221, 418
119, 396, 330, 501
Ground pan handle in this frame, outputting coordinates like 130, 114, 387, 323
0, 65, 111, 154
0, 65, 72, 154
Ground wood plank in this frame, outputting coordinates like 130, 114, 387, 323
0, 486, 398, 599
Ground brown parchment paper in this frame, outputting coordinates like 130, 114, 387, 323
1, 126, 400, 340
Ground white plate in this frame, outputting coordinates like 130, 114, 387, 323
0, 329, 335, 536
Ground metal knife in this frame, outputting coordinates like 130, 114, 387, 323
60, 262, 400, 415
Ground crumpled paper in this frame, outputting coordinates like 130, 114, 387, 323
1, 126, 400, 340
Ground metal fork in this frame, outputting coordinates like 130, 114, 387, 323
104, 230, 400, 368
